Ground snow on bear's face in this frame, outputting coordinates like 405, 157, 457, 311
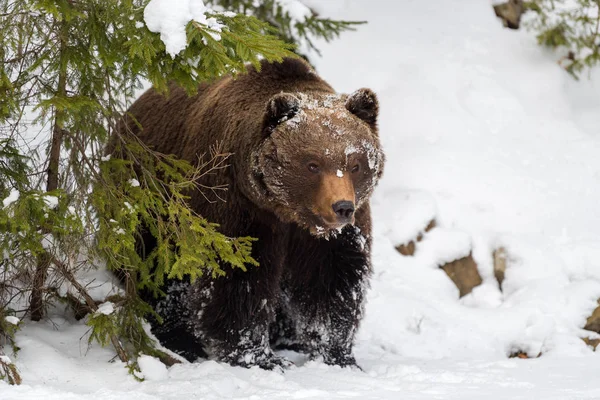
251, 90, 384, 236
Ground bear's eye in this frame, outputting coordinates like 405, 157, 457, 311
351, 163, 360, 174
307, 162, 320, 174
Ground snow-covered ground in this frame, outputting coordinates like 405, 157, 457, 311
4, 0, 600, 398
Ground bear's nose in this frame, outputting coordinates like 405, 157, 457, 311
332, 200, 355, 222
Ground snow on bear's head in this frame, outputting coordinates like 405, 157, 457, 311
250, 89, 385, 236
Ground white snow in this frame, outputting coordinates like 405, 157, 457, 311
2, 189, 19, 208
3, 0, 600, 398
43, 195, 59, 209
4, 316, 20, 325
128, 178, 140, 187
275, 0, 312, 22
144, 0, 226, 58
95, 302, 115, 316
344, 144, 357, 155
123, 202, 136, 214
220, 11, 236, 18
417, 227, 472, 266
137, 355, 169, 381
59, 267, 123, 305
378, 190, 437, 247
273, 0, 314, 55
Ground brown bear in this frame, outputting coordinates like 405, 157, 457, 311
117, 58, 384, 370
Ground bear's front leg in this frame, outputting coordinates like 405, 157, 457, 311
284, 224, 371, 368
187, 270, 293, 370
185, 222, 292, 370
215, 318, 292, 370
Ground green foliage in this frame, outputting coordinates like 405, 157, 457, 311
525, 0, 600, 78
94, 143, 258, 299
87, 295, 168, 374
130, 11, 297, 93
0, 187, 84, 330
0, 138, 27, 385
0, 0, 362, 376
0, 309, 20, 352
0, 139, 29, 197
208, 0, 365, 57
0, 309, 21, 385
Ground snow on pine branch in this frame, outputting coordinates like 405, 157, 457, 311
275, 0, 312, 22
2, 190, 19, 209
143, 0, 229, 57
4, 316, 20, 326
143, 0, 329, 58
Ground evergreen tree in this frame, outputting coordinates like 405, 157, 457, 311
0, 0, 361, 383
524, 0, 600, 78
206, 0, 364, 57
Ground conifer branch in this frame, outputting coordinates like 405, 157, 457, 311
0, 347, 21, 385
524, 0, 600, 77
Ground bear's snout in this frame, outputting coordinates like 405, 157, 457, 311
332, 200, 355, 223
313, 173, 356, 228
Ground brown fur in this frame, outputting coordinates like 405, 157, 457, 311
114, 58, 384, 369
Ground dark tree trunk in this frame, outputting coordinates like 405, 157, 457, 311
29, 19, 68, 322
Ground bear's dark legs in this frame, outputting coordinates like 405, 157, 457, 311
148, 281, 208, 361
188, 274, 290, 369
270, 300, 306, 353
134, 224, 209, 361
282, 224, 371, 367
187, 222, 291, 369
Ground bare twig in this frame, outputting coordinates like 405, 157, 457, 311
154, 350, 182, 367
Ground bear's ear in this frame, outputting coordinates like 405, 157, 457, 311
263, 92, 300, 134
345, 88, 379, 129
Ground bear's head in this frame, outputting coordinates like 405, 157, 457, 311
250, 88, 385, 236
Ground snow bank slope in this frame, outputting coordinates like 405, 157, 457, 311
311, 0, 600, 359
4, 0, 600, 399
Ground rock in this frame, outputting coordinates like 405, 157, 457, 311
582, 337, 600, 351
493, 247, 507, 290
394, 220, 482, 297
396, 240, 416, 256
395, 220, 436, 256
584, 300, 600, 333
509, 350, 541, 359
439, 253, 482, 297
493, 0, 524, 29
581, 299, 600, 350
